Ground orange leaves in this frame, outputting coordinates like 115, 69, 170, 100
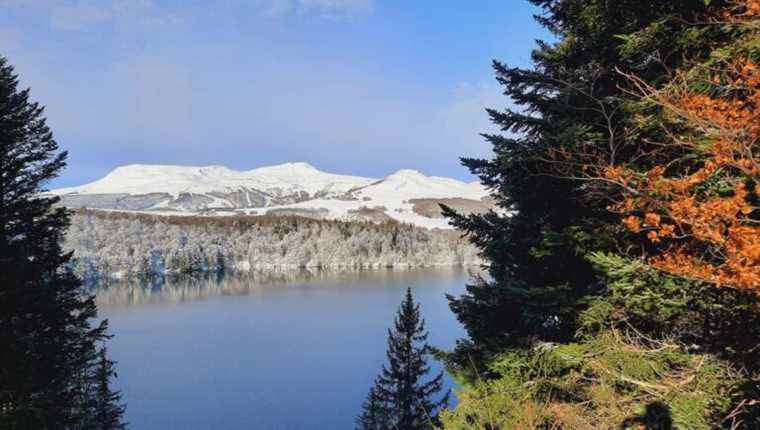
647, 166, 665, 180
648, 182, 760, 288
661, 58, 760, 184
611, 57, 760, 292
645, 213, 661, 227
742, 0, 760, 17
650, 239, 760, 289
545, 1, 760, 292
604, 166, 624, 181
623, 216, 641, 233
619, 156, 759, 290
659, 224, 676, 238
722, 0, 760, 21
647, 231, 661, 243
622, 213, 675, 244
670, 64, 760, 165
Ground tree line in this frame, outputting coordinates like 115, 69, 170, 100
64, 209, 480, 282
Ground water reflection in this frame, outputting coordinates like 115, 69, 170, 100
95, 267, 476, 308
99, 267, 471, 429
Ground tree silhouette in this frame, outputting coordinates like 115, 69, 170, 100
0, 56, 124, 429
358, 288, 450, 429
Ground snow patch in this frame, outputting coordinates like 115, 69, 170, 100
51, 162, 493, 229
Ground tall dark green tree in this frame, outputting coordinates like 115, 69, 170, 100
442, 0, 743, 373
0, 56, 123, 429
88, 347, 126, 430
359, 288, 450, 430
356, 382, 390, 430
440, 0, 760, 427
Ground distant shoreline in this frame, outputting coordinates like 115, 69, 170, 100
94, 266, 480, 308
66, 209, 483, 284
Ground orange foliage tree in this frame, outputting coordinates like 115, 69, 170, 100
609, 58, 759, 291
610, 0, 759, 292
549, 1, 760, 292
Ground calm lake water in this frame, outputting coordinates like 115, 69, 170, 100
97, 268, 470, 429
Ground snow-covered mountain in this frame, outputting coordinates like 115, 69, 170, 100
51, 162, 493, 229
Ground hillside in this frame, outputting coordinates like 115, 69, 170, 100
65, 210, 482, 282
50, 162, 494, 229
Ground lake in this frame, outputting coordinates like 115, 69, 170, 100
97, 268, 471, 429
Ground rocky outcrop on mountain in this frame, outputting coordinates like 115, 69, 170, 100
65, 210, 482, 282
409, 197, 494, 219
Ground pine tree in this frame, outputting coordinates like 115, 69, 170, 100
440, 0, 760, 427
90, 347, 126, 430
442, 0, 741, 373
360, 288, 450, 430
355, 382, 390, 430
0, 56, 122, 429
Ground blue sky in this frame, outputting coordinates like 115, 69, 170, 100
0, 0, 549, 186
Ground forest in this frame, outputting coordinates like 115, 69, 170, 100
64, 209, 480, 282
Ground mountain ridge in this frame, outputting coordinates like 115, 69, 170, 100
51, 162, 493, 229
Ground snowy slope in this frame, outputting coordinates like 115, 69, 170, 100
354, 169, 486, 200
52, 162, 372, 197
51, 163, 493, 229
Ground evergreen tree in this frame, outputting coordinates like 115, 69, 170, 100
355, 382, 390, 430
441, 0, 759, 427
442, 0, 741, 373
360, 288, 449, 430
0, 56, 123, 429
90, 347, 126, 430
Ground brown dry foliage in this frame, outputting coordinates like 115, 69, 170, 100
547, 1, 759, 292
606, 57, 759, 291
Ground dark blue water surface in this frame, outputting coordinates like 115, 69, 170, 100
98, 268, 469, 429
